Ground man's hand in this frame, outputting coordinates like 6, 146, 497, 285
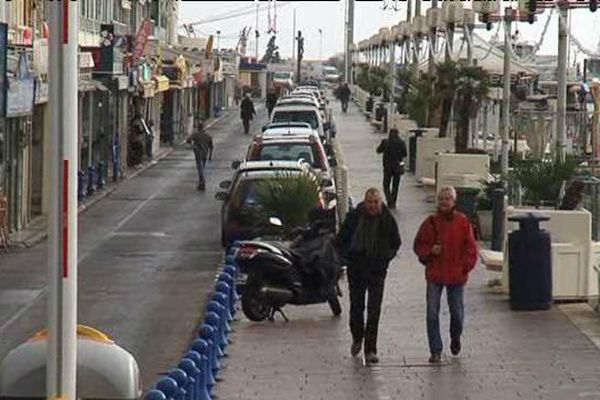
431, 244, 442, 256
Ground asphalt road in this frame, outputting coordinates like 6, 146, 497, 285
0, 104, 267, 389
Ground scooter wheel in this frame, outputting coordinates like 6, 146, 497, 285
241, 288, 269, 322
328, 295, 342, 317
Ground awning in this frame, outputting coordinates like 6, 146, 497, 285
154, 75, 169, 92
78, 78, 109, 92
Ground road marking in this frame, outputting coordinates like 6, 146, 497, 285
111, 231, 169, 238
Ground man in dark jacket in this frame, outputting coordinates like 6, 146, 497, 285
266, 89, 278, 118
376, 129, 407, 209
338, 188, 401, 364
339, 83, 351, 112
240, 93, 256, 134
187, 122, 213, 191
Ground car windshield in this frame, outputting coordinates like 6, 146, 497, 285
252, 143, 321, 167
231, 173, 302, 208
272, 110, 319, 129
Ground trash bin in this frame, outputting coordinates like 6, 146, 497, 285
408, 129, 425, 173
455, 187, 480, 222
508, 212, 552, 310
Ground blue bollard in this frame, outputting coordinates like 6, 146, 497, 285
87, 164, 98, 196
182, 351, 212, 399
167, 369, 189, 400
145, 389, 167, 400
191, 340, 216, 392
223, 266, 240, 302
78, 170, 88, 202
156, 377, 183, 400
213, 290, 233, 328
97, 161, 107, 189
204, 311, 225, 357
207, 301, 230, 351
179, 358, 210, 400
224, 255, 237, 268
217, 272, 237, 310
207, 300, 231, 334
199, 324, 221, 374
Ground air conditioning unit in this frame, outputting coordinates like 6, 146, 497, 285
472, 0, 500, 15
426, 8, 444, 30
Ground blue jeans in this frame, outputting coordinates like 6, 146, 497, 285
193, 147, 206, 187
426, 282, 464, 355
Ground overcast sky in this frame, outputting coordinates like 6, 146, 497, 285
179, 1, 600, 64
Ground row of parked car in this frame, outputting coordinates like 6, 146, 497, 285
216, 84, 339, 247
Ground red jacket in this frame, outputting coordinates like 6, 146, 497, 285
413, 210, 478, 285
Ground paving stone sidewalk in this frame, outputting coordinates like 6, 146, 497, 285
215, 101, 600, 400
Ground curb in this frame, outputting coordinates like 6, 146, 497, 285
10, 110, 234, 249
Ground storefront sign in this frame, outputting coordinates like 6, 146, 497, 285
222, 62, 237, 77
0, 23, 7, 117
154, 75, 169, 92
34, 79, 48, 104
7, 53, 34, 117
33, 38, 48, 76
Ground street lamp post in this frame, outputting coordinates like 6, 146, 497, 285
318, 28, 323, 61
216, 30, 221, 51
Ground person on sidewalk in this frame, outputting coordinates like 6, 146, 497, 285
240, 93, 256, 135
339, 83, 351, 113
266, 89, 278, 118
338, 188, 401, 364
376, 129, 407, 210
187, 122, 213, 191
413, 186, 478, 363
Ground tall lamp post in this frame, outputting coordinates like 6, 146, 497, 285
318, 28, 323, 61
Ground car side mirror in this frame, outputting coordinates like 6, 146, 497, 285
215, 192, 229, 201
219, 180, 232, 189
262, 125, 268, 132
231, 160, 241, 169
328, 157, 337, 167
323, 122, 331, 131
324, 192, 337, 202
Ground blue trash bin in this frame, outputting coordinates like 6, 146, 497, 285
508, 212, 552, 310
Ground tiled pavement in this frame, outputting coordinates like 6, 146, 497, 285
215, 101, 600, 400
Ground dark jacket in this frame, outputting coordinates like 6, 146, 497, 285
241, 97, 256, 120
266, 93, 278, 110
189, 130, 213, 160
376, 136, 407, 174
339, 85, 351, 102
337, 202, 401, 270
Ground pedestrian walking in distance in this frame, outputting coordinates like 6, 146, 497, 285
413, 186, 477, 363
266, 89, 278, 118
338, 188, 401, 364
376, 129, 407, 209
240, 93, 256, 135
338, 82, 351, 113
187, 122, 213, 191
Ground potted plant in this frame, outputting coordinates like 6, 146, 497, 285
254, 171, 322, 239
509, 156, 580, 208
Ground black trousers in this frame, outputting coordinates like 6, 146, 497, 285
348, 265, 387, 354
383, 169, 401, 207
242, 118, 250, 134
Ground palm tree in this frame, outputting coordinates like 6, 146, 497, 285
454, 64, 489, 152
433, 61, 459, 137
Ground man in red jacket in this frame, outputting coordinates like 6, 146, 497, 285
413, 186, 478, 363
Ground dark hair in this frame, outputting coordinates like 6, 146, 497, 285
389, 128, 399, 138
196, 121, 204, 131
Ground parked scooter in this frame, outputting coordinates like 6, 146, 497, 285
234, 217, 342, 322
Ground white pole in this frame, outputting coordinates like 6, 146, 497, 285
0, 0, 5, 24
501, 12, 512, 178
557, 5, 568, 161
255, 2, 260, 61
47, 0, 78, 399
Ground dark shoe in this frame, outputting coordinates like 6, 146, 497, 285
428, 353, 442, 363
350, 341, 362, 357
197, 184, 206, 191
365, 352, 379, 364
451, 337, 461, 356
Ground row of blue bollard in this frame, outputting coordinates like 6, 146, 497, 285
78, 162, 109, 202
145, 243, 242, 400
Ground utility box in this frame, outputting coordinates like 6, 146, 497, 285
0, 325, 141, 400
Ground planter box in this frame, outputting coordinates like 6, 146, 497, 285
476, 210, 492, 240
